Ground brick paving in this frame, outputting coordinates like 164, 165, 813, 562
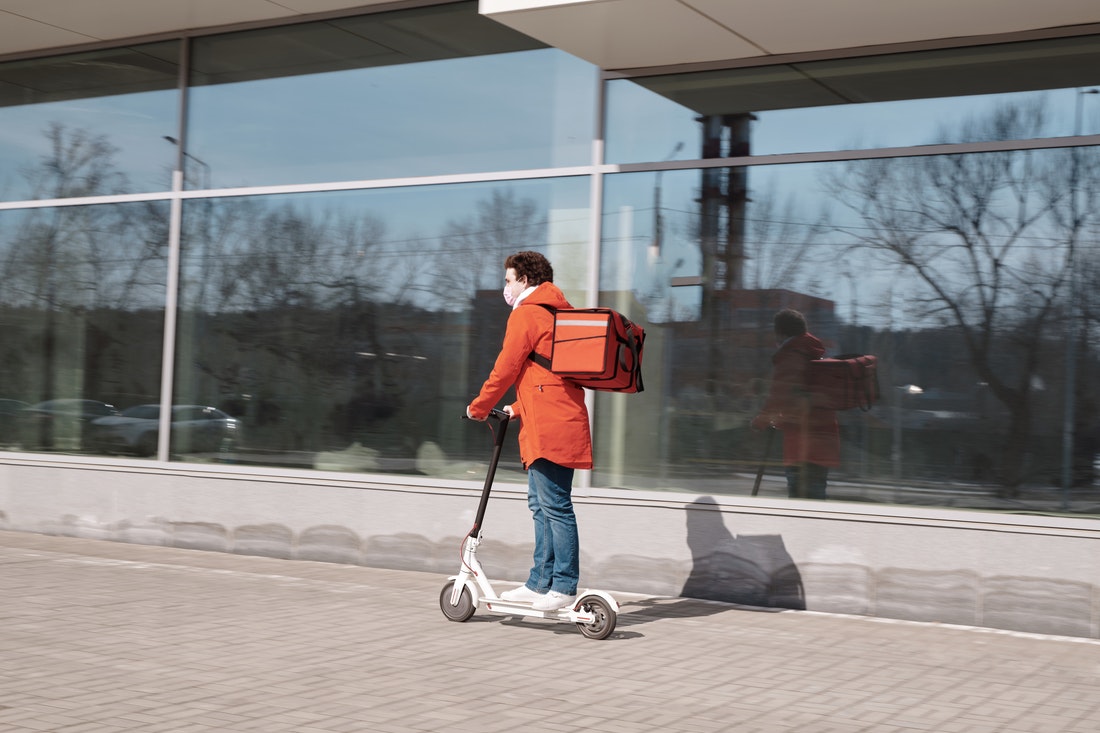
1, 530, 1098, 732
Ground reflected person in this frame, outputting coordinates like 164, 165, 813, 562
751, 308, 839, 499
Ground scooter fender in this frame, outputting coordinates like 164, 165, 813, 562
576, 589, 618, 609
445, 575, 482, 607
564, 589, 619, 622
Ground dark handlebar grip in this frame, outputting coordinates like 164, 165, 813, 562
462, 408, 510, 420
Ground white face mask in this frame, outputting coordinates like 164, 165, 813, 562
503, 277, 525, 306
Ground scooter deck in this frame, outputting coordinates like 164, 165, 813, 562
483, 596, 574, 614
482, 591, 616, 621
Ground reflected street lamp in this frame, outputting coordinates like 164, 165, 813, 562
163, 135, 211, 189
892, 384, 923, 482
650, 141, 685, 265
1074, 88, 1099, 138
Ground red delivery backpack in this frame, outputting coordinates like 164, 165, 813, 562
528, 305, 646, 393
807, 353, 879, 411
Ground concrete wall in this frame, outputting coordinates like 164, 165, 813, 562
2, 456, 1098, 639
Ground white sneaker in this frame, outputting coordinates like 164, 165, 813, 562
499, 585, 543, 603
532, 590, 576, 612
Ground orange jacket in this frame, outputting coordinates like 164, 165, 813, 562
469, 282, 593, 470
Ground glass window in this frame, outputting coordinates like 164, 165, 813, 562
606, 35, 1100, 163
0, 42, 181, 201
0, 200, 170, 454
172, 177, 590, 474
599, 141, 1100, 514
185, 2, 596, 189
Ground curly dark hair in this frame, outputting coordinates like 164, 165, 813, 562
504, 251, 554, 285
773, 308, 808, 338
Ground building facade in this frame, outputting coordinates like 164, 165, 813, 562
2, 0, 1100, 637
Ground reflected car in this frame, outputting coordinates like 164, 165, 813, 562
89, 404, 240, 457
19, 399, 121, 450
0, 399, 29, 446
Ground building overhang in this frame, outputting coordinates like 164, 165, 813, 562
1, 0, 1100, 70
479, 0, 1100, 71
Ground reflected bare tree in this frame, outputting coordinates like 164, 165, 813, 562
440, 188, 542, 300
164, 182, 551, 456
741, 186, 829, 292
0, 124, 168, 417
179, 196, 403, 448
739, 187, 827, 292
3, 124, 165, 310
22, 123, 127, 200
829, 100, 1100, 493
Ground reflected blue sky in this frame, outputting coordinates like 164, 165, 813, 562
0, 91, 178, 199
186, 49, 595, 189
606, 85, 1100, 164
177, 176, 591, 312
2, 28, 1098, 205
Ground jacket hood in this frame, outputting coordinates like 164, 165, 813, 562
521, 281, 573, 310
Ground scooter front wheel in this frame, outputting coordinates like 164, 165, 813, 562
575, 595, 617, 640
439, 581, 476, 622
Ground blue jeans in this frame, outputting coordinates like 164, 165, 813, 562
523, 458, 579, 596
786, 463, 828, 500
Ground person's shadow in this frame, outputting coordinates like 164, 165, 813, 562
680, 496, 805, 609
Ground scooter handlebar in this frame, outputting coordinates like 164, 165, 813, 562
462, 408, 510, 423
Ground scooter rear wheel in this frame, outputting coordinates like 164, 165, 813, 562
575, 595, 616, 640
439, 581, 476, 622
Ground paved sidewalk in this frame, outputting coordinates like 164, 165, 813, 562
1, 531, 1098, 733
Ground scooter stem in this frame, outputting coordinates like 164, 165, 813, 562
468, 409, 509, 539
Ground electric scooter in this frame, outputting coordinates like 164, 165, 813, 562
439, 409, 618, 640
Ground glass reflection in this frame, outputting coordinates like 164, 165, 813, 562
173, 177, 590, 474
186, 3, 596, 189
599, 142, 1100, 513
606, 34, 1100, 163
0, 42, 181, 201
0, 201, 169, 454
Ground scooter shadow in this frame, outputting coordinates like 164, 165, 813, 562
463, 607, 642, 640
472, 595, 777, 640
492, 614, 638, 639
618, 596, 786, 626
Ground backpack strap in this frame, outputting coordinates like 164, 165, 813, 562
527, 303, 556, 369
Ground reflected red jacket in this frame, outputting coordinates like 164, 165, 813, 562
759, 332, 840, 468
469, 282, 593, 470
